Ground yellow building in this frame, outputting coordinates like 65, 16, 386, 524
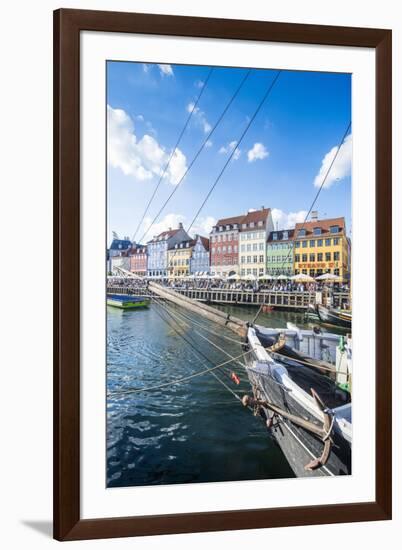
293, 217, 349, 280
167, 239, 195, 279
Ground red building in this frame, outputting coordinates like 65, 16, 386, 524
129, 245, 147, 276
209, 215, 243, 277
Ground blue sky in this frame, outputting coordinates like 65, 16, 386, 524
107, 61, 351, 246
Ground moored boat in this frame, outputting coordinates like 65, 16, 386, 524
243, 326, 352, 477
317, 304, 352, 329
107, 294, 150, 309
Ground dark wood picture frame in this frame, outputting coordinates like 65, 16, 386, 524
54, 8, 392, 541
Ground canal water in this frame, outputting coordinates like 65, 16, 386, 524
107, 303, 315, 488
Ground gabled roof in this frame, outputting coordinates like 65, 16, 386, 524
199, 235, 210, 251
240, 208, 271, 227
109, 239, 132, 250
267, 229, 295, 242
215, 214, 244, 227
213, 208, 271, 232
168, 238, 196, 250
149, 228, 180, 243
294, 217, 345, 237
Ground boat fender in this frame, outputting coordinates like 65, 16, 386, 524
230, 372, 240, 385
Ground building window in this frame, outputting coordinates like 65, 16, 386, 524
309, 253, 315, 262
242, 223, 247, 229
302, 241, 307, 248
295, 241, 300, 248
272, 233, 278, 240
259, 242, 264, 250
317, 253, 323, 261
310, 240, 315, 247
302, 254, 308, 262
259, 255, 264, 263
325, 238, 331, 246
295, 254, 300, 262
333, 238, 339, 245
325, 252, 331, 261
250, 222, 255, 228
253, 255, 258, 263
334, 251, 340, 261
330, 225, 340, 234
247, 256, 251, 263
317, 239, 323, 247
313, 227, 322, 236
283, 231, 288, 240
334, 268, 340, 276
298, 229, 306, 237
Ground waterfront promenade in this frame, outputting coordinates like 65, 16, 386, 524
107, 284, 349, 310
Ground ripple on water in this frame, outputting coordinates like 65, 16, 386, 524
107, 305, 295, 487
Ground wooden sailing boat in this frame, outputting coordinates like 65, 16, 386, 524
242, 326, 351, 477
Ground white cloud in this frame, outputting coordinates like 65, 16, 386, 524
271, 208, 308, 230
313, 133, 352, 188
191, 215, 217, 237
143, 213, 185, 239
219, 140, 241, 160
195, 79, 204, 88
205, 140, 213, 148
142, 64, 149, 73
186, 102, 212, 134
107, 105, 187, 185
158, 64, 174, 77
247, 142, 269, 162
135, 114, 144, 122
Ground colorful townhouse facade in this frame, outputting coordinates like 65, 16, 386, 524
239, 207, 273, 277
189, 235, 210, 274
167, 238, 195, 278
266, 229, 295, 276
147, 223, 190, 277
209, 215, 242, 278
293, 217, 349, 279
129, 245, 147, 276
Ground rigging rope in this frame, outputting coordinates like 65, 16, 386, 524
132, 67, 214, 242
252, 119, 352, 326
138, 69, 252, 245
108, 297, 252, 398
165, 70, 282, 272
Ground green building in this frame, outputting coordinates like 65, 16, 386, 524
266, 229, 295, 276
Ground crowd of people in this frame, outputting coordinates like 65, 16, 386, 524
107, 275, 349, 294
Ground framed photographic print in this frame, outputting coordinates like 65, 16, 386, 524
54, 8, 392, 541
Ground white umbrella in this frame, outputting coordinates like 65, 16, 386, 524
290, 273, 315, 283
315, 273, 343, 282
243, 274, 257, 281
227, 273, 240, 280
276, 274, 289, 280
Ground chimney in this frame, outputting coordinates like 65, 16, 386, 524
261, 205, 265, 210
178, 222, 183, 229
311, 210, 318, 221
168, 227, 172, 231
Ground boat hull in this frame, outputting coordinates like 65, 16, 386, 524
317, 304, 351, 330
107, 294, 150, 309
